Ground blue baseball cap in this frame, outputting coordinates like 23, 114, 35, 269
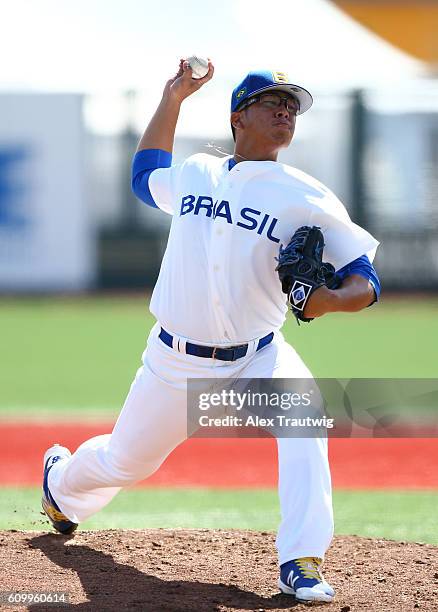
231, 70, 313, 115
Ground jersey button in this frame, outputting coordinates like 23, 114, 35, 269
213, 265, 220, 271
216, 229, 223, 235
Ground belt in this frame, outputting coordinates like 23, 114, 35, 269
159, 327, 274, 362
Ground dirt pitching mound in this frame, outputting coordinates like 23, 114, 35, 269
1, 530, 437, 611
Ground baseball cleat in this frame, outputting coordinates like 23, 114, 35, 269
278, 557, 334, 603
42, 444, 78, 535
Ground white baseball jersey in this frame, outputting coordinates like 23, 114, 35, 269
148, 153, 379, 344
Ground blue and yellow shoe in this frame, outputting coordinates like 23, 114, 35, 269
42, 444, 78, 535
278, 556, 334, 603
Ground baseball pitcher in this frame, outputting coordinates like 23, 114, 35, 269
41, 59, 380, 604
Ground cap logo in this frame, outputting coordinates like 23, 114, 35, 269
236, 88, 246, 99
272, 71, 289, 84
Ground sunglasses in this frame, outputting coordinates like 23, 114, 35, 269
239, 92, 300, 114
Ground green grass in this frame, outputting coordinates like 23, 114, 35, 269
287, 296, 438, 378
0, 296, 153, 415
0, 295, 437, 416
3, 487, 438, 544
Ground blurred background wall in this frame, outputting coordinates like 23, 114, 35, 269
1, 0, 437, 292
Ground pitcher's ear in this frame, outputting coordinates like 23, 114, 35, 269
231, 111, 244, 131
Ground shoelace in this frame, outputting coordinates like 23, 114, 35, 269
295, 557, 323, 581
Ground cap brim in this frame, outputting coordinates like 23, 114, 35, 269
239, 83, 313, 115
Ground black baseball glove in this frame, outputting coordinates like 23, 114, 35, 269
275, 226, 342, 323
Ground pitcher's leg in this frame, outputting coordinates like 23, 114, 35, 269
239, 334, 334, 563
275, 435, 333, 564
48, 365, 187, 523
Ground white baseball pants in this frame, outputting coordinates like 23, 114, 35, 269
48, 322, 333, 564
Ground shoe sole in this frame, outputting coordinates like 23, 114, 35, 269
278, 578, 334, 603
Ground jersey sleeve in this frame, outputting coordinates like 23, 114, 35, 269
131, 149, 180, 215
337, 254, 381, 303
309, 193, 379, 270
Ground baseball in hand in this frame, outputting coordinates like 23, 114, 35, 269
187, 56, 209, 79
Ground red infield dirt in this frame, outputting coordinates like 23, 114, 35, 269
1, 421, 438, 488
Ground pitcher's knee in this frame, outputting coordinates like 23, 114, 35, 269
102, 449, 163, 486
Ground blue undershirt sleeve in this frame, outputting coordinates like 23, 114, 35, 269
131, 149, 172, 208
337, 254, 381, 304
